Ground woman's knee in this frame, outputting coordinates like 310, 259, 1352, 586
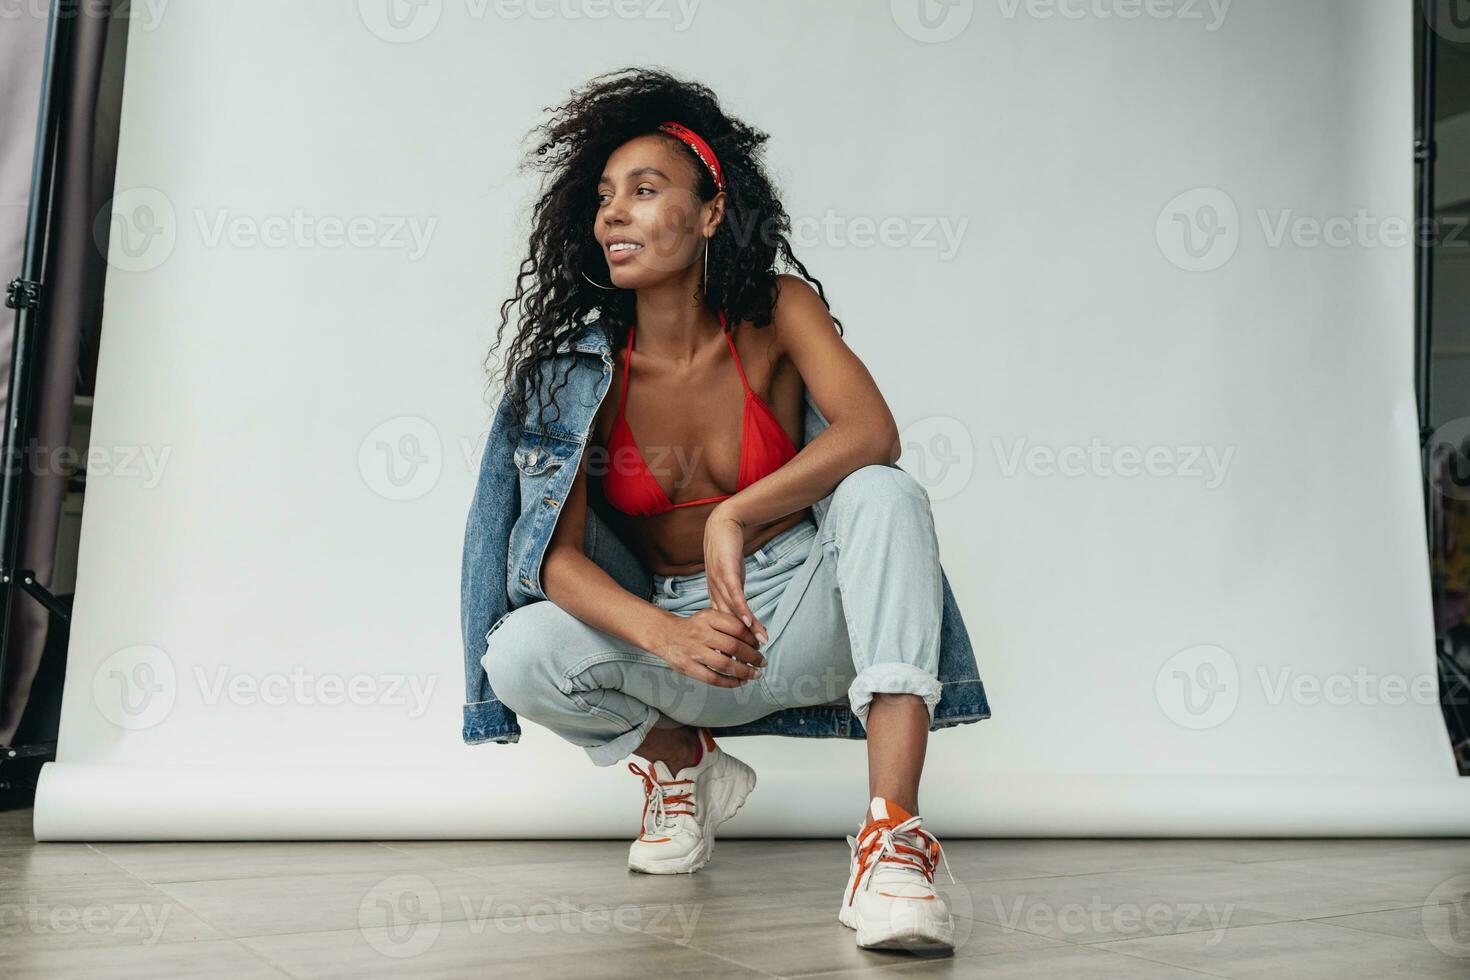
481, 601, 576, 716
830, 463, 931, 518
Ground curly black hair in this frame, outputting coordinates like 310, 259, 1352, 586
485, 66, 842, 436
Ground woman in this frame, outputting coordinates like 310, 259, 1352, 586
478, 67, 974, 952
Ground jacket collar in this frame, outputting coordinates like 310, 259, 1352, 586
552, 313, 612, 357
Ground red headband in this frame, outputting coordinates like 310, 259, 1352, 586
658, 121, 725, 192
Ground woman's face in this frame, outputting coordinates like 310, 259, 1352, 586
594, 133, 722, 290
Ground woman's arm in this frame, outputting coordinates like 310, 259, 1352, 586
701, 276, 901, 635
541, 450, 669, 650
541, 451, 766, 686
711, 274, 900, 532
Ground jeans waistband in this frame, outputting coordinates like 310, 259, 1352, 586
653, 517, 818, 596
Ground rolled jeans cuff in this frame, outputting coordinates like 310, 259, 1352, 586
582, 705, 663, 767
849, 662, 943, 728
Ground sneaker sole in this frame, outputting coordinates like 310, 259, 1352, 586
838, 902, 955, 952
628, 752, 757, 875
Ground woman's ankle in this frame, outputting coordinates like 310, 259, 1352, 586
636, 724, 701, 771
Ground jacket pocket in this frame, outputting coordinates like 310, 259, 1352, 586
512, 430, 577, 478
513, 444, 565, 477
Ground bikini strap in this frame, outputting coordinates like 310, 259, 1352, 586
720, 310, 752, 394
618, 323, 635, 416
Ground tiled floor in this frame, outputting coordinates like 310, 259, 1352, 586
2, 807, 1467, 978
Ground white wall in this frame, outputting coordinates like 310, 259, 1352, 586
36, 0, 1470, 839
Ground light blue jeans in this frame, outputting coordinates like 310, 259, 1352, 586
482, 464, 944, 766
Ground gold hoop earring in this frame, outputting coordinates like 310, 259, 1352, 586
702, 237, 710, 300
581, 269, 617, 291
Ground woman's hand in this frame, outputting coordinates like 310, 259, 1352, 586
648, 609, 765, 687
704, 505, 770, 646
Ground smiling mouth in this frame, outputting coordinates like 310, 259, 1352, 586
608, 242, 644, 253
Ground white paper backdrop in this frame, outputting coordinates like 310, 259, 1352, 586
35, 0, 1470, 840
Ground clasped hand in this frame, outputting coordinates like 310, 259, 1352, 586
646, 505, 771, 688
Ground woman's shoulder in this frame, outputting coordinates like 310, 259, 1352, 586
770, 274, 832, 324
766, 274, 837, 361
770, 272, 819, 307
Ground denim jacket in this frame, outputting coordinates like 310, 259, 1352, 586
461, 313, 992, 745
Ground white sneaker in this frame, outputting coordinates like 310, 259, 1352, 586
625, 727, 757, 874
838, 796, 956, 951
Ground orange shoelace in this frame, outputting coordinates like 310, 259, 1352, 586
847, 814, 956, 905
628, 761, 696, 841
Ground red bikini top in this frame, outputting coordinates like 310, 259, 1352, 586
602, 311, 799, 517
